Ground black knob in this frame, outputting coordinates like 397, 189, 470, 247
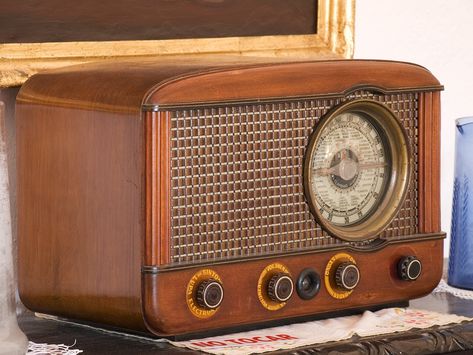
268, 273, 294, 302
398, 256, 422, 281
296, 268, 321, 300
196, 279, 224, 309
335, 262, 360, 290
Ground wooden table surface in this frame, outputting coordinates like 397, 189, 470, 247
18, 288, 473, 355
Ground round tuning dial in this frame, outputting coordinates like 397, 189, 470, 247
196, 279, 224, 309
267, 273, 294, 302
335, 262, 360, 290
398, 256, 422, 281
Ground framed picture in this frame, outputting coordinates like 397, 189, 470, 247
0, 0, 354, 88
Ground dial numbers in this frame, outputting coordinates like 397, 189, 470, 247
310, 112, 390, 227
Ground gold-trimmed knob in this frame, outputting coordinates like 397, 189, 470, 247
267, 273, 294, 302
196, 279, 224, 309
335, 262, 360, 290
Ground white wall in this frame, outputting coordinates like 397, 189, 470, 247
355, 0, 473, 256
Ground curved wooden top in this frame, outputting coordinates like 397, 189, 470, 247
17, 57, 442, 113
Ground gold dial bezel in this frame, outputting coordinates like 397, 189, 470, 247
303, 99, 411, 241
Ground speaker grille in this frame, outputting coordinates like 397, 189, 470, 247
169, 91, 419, 264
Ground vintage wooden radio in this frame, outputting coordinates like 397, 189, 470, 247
17, 58, 444, 337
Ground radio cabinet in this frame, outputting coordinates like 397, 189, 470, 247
16, 59, 444, 336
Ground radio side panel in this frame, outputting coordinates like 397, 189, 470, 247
144, 111, 171, 266
16, 101, 146, 331
418, 91, 441, 233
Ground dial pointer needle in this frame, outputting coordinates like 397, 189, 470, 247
314, 162, 386, 177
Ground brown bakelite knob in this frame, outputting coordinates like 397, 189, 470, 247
196, 279, 224, 309
398, 256, 422, 281
335, 262, 360, 290
267, 273, 294, 302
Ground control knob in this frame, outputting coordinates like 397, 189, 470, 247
335, 262, 360, 290
196, 279, 224, 309
267, 273, 294, 302
398, 256, 422, 281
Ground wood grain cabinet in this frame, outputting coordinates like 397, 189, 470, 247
16, 58, 444, 337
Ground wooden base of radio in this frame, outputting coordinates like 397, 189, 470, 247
20, 237, 443, 337
19, 237, 443, 337
142, 237, 443, 336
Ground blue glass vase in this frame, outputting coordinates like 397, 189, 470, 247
448, 117, 473, 289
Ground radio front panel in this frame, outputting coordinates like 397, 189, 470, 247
161, 90, 420, 266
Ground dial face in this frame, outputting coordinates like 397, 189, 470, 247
309, 111, 391, 227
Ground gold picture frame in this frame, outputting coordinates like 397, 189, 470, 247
0, 0, 355, 88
